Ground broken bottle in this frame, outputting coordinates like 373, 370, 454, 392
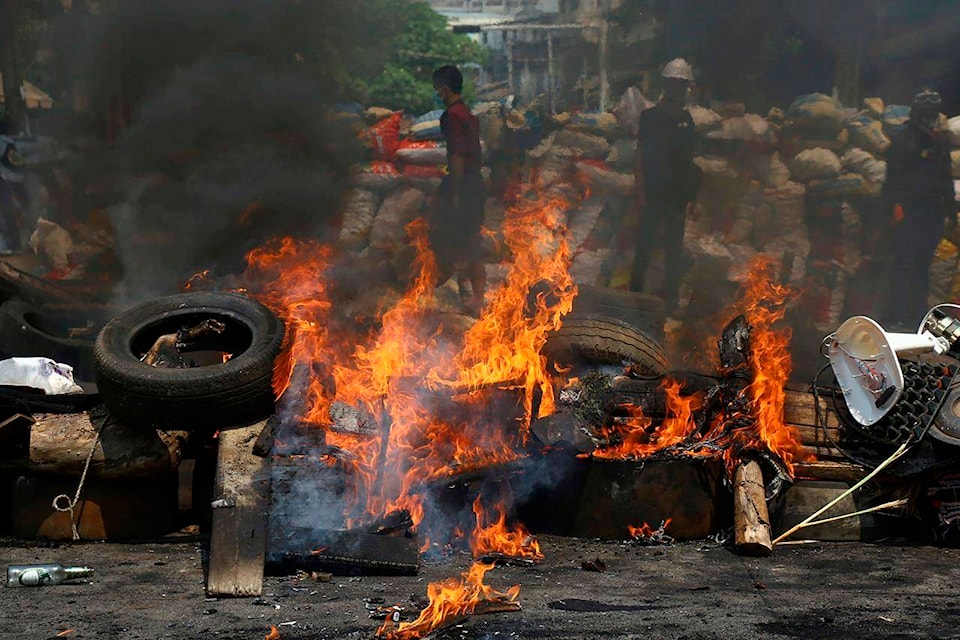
6, 564, 94, 587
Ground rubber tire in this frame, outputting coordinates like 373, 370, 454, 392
608, 373, 718, 416
572, 285, 666, 339
0, 298, 103, 380
545, 313, 670, 376
94, 292, 284, 431
609, 378, 665, 415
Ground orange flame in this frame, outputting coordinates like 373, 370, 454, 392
182, 269, 211, 292
731, 256, 808, 474
470, 496, 544, 561
244, 237, 336, 414
594, 380, 702, 460
592, 256, 808, 475
265, 626, 281, 640
427, 187, 580, 439
233, 178, 584, 537
628, 518, 672, 539
376, 563, 520, 640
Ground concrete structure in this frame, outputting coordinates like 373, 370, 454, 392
430, 0, 628, 110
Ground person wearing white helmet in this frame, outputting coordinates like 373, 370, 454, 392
630, 57, 701, 313
880, 88, 956, 328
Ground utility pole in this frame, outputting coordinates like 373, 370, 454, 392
598, 19, 609, 112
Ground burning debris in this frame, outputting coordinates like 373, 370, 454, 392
470, 497, 544, 565
629, 519, 675, 546
375, 563, 521, 640
240, 180, 585, 556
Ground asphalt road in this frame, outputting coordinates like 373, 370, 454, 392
3, 535, 960, 640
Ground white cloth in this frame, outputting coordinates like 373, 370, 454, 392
0, 357, 84, 394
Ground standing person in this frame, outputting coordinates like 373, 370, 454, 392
881, 89, 956, 329
630, 58, 701, 314
0, 119, 25, 253
430, 65, 486, 315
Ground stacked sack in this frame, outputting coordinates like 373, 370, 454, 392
520, 101, 640, 285
342, 104, 501, 258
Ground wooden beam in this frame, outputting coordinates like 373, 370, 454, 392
793, 460, 869, 483
783, 389, 843, 429
733, 460, 773, 556
207, 420, 271, 597
29, 411, 181, 479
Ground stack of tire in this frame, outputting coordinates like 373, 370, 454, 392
544, 285, 670, 377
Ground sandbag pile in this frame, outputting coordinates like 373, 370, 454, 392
334, 89, 960, 322
339, 102, 508, 257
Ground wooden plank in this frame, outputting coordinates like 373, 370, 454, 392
207, 420, 271, 597
793, 460, 868, 483
269, 529, 420, 576
800, 444, 845, 461
11, 472, 179, 540
783, 389, 843, 429
790, 424, 841, 447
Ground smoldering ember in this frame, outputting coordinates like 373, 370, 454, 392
4, 2, 960, 639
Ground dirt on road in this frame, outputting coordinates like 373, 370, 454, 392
2, 535, 960, 640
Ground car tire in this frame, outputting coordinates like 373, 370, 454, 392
94, 292, 284, 431
572, 285, 666, 340
545, 313, 670, 376
0, 298, 105, 380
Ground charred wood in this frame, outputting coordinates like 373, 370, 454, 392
252, 415, 279, 458
268, 528, 420, 576
368, 509, 414, 535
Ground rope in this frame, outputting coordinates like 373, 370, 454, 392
52, 411, 109, 541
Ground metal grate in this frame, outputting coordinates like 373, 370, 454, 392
840, 361, 959, 446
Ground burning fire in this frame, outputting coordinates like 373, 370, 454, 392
592, 256, 807, 475
182, 269, 211, 292
236, 180, 584, 538
470, 496, 544, 561
264, 626, 280, 640
376, 562, 520, 640
594, 380, 703, 460
628, 518, 672, 539
731, 256, 808, 473
427, 187, 579, 438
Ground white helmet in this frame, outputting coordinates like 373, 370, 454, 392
662, 58, 694, 82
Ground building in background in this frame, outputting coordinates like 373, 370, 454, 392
429, 0, 648, 112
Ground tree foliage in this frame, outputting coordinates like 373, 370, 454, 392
359, 1, 487, 113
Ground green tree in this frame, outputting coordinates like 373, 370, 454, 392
360, 1, 487, 113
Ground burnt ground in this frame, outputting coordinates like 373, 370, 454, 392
3, 536, 960, 640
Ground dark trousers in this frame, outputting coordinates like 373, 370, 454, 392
883, 202, 944, 328
629, 198, 687, 307
0, 180, 21, 251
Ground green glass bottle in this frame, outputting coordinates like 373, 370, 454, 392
5, 564, 94, 587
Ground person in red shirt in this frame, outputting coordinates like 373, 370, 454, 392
431, 65, 486, 315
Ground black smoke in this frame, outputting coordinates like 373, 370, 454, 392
75, 0, 399, 298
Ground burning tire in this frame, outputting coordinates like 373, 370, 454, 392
572, 285, 666, 339
94, 292, 284, 430
545, 313, 669, 376
0, 298, 107, 381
